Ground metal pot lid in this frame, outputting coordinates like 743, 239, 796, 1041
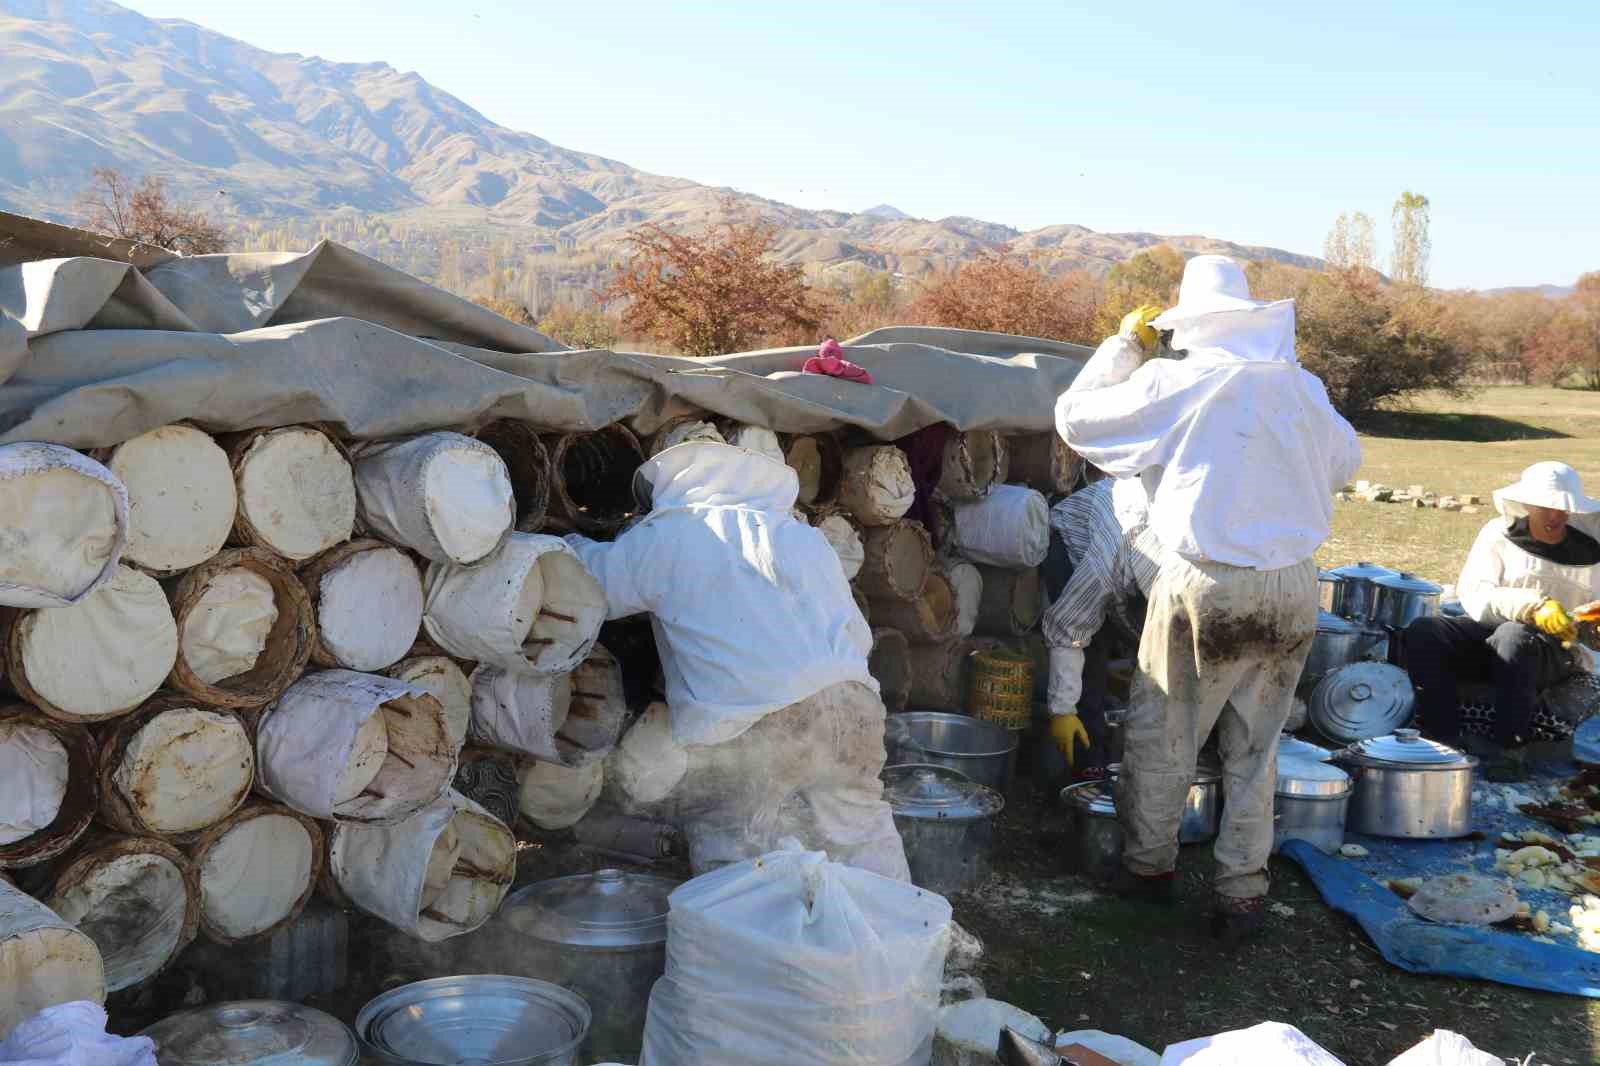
1344, 728, 1476, 769
501, 868, 679, 948
139, 1000, 358, 1066
1327, 561, 1398, 583
1062, 781, 1116, 816
1276, 755, 1352, 797
1309, 661, 1415, 743
1373, 571, 1442, 595
357, 975, 590, 1065
883, 763, 1004, 819
1318, 569, 1345, 584
1278, 734, 1333, 762
1106, 755, 1221, 786
1315, 610, 1363, 635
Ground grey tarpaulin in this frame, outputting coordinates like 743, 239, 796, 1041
0, 212, 1088, 448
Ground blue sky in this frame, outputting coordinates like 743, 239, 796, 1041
122, 0, 1598, 290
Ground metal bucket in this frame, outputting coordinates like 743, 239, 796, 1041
886, 711, 1018, 792
883, 764, 1003, 897
1062, 782, 1122, 883
356, 975, 591, 1065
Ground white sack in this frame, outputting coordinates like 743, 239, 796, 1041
638, 847, 952, 1066
817, 512, 865, 581
16, 566, 177, 720
949, 485, 1050, 568
0, 443, 127, 610
0, 1001, 155, 1066
932, 998, 1050, 1066
389, 656, 473, 751
180, 568, 278, 685
0, 722, 69, 846
424, 532, 605, 674
605, 703, 687, 806
940, 560, 983, 639
196, 810, 314, 941
838, 445, 916, 527
517, 758, 604, 829
233, 427, 356, 561
315, 545, 423, 671
328, 790, 515, 942
0, 882, 105, 1041
255, 669, 454, 825
468, 665, 574, 764
107, 425, 235, 573
47, 851, 190, 994
1384, 1031, 1501, 1066
1160, 1022, 1346, 1066
354, 432, 514, 564
724, 424, 786, 464
110, 708, 253, 835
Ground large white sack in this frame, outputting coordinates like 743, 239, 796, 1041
388, 656, 474, 751
516, 758, 603, 830
327, 790, 515, 942
0, 882, 105, 1041
638, 847, 952, 1066
424, 532, 606, 675
1383, 1031, 1501, 1066
1160, 1022, 1346, 1066
0, 721, 69, 846
0, 443, 127, 609
106, 425, 235, 573
949, 485, 1050, 568
231, 426, 356, 562
0, 1001, 155, 1066
354, 432, 515, 564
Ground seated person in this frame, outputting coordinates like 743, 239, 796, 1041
1404, 462, 1600, 779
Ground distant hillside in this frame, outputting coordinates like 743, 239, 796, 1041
0, 0, 1326, 281
1483, 284, 1575, 299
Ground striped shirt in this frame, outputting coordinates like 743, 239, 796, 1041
1041, 478, 1164, 650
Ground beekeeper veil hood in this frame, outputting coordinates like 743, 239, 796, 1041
1492, 461, 1600, 539
632, 440, 800, 514
1149, 254, 1297, 364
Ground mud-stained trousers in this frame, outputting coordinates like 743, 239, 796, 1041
1120, 555, 1318, 898
672, 681, 911, 881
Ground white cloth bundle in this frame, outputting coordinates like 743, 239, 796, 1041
949, 484, 1050, 568
354, 432, 515, 564
0, 443, 127, 609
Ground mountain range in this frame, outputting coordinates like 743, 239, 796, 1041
0, 0, 1326, 281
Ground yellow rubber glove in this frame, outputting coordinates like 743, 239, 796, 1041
1119, 304, 1164, 354
1050, 714, 1090, 769
1533, 598, 1578, 644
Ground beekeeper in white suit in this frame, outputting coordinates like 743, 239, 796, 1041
1056, 255, 1361, 945
566, 439, 910, 881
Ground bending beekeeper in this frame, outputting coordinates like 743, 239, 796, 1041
1404, 462, 1600, 780
565, 439, 910, 881
1041, 475, 1163, 779
1055, 255, 1361, 945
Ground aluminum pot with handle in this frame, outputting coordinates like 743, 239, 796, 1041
1371, 571, 1442, 630
138, 1000, 359, 1066
1107, 754, 1221, 844
1332, 728, 1477, 839
1317, 570, 1344, 613
1326, 561, 1397, 623
1273, 756, 1352, 855
1061, 781, 1122, 883
883, 763, 1003, 897
886, 710, 1018, 792
1304, 611, 1385, 680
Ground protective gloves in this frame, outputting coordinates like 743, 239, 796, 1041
1047, 645, 1089, 768
1050, 714, 1090, 769
1119, 304, 1165, 354
1533, 598, 1578, 644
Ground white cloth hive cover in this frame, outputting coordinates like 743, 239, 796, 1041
950, 484, 1050, 568
652, 419, 725, 455
468, 666, 572, 761
389, 657, 473, 751
838, 445, 916, 525
333, 711, 389, 806
0, 1000, 155, 1066
933, 998, 1051, 1065
111, 708, 253, 834
235, 428, 356, 562
723, 424, 785, 464
180, 568, 278, 685
197, 812, 314, 940
17, 566, 177, 719
107, 425, 236, 572
605, 703, 687, 806
816, 512, 865, 581
48, 852, 188, 994
316, 546, 423, 671
0, 884, 106, 1044
1406, 874, 1520, 926
0, 721, 69, 846
354, 432, 514, 564
942, 560, 983, 638
0, 443, 127, 610
517, 759, 603, 830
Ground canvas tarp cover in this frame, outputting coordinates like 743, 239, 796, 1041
0, 216, 1088, 449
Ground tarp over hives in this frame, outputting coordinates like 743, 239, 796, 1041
0, 211, 1089, 448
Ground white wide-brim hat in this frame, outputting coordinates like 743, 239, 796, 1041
1150, 254, 1282, 328
1492, 461, 1600, 516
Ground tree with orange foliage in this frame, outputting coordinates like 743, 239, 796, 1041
1526, 273, 1600, 389
75, 167, 227, 254
604, 216, 826, 356
906, 252, 1099, 344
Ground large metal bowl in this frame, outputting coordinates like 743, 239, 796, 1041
356, 975, 591, 1065
885, 710, 1018, 792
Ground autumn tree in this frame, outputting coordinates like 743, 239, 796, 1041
1391, 191, 1431, 287
904, 253, 1098, 344
75, 167, 227, 254
1323, 211, 1377, 273
1526, 274, 1600, 388
537, 302, 622, 350
1093, 245, 1185, 337
603, 216, 826, 356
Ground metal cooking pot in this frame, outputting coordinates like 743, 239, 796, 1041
1107, 754, 1222, 844
1062, 781, 1122, 883
1304, 611, 1388, 680
1273, 757, 1352, 855
1317, 570, 1344, 613
1332, 729, 1477, 839
886, 711, 1018, 792
883, 763, 1003, 897
356, 975, 591, 1065
1326, 561, 1398, 623
1307, 661, 1415, 743
493, 868, 678, 1064
1371, 571, 1442, 630
1278, 733, 1333, 762
139, 1000, 358, 1066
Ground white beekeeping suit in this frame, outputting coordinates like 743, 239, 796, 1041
567, 440, 909, 882
1056, 256, 1361, 928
